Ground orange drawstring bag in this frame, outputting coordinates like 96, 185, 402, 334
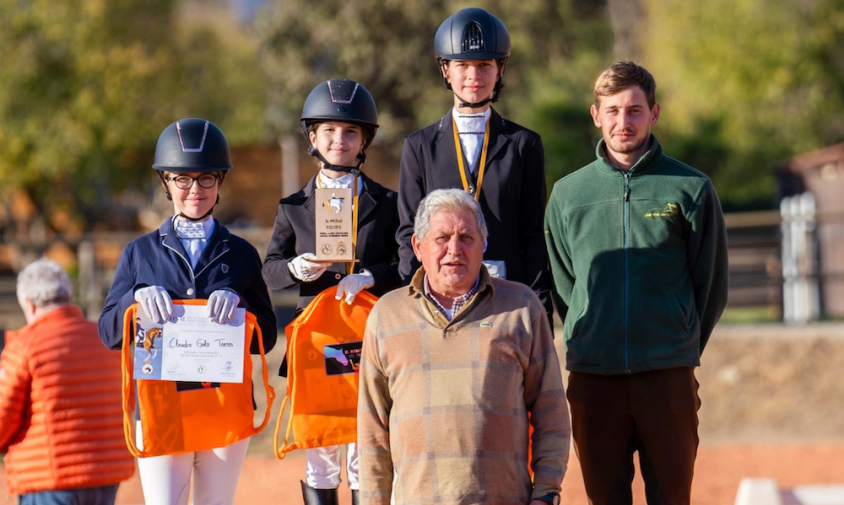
121, 300, 275, 458
274, 286, 377, 459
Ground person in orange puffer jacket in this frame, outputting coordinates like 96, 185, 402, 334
0, 259, 134, 505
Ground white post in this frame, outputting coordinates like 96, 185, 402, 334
780, 192, 820, 324
800, 192, 820, 320
733, 478, 782, 505
77, 240, 99, 319
792, 196, 807, 323
280, 134, 300, 196
781, 196, 795, 324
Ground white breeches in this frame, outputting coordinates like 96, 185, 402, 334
305, 443, 359, 490
136, 421, 250, 505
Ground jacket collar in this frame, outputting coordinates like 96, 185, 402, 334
434, 107, 510, 169
159, 217, 231, 277
303, 171, 382, 223
595, 134, 664, 176
20, 305, 84, 332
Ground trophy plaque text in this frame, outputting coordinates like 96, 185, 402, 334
315, 187, 354, 261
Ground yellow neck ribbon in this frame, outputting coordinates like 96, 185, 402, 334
451, 115, 490, 201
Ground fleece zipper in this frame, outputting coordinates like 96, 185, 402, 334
623, 171, 631, 373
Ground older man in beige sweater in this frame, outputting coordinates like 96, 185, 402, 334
358, 189, 570, 505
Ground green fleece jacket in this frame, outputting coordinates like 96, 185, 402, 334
544, 135, 728, 375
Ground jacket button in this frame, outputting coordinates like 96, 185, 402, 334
335, 273, 341, 280
186, 288, 195, 296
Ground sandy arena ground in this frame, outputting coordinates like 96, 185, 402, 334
3, 323, 844, 504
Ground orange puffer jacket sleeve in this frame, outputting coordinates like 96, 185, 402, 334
0, 306, 134, 496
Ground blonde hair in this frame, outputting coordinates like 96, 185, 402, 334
594, 60, 656, 109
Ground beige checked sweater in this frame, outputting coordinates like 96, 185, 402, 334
358, 268, 570, 505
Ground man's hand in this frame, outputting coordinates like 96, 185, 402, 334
529, 492, 560, 505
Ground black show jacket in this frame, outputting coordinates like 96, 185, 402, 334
262, 172, 401, 311
397, 108, 554, 322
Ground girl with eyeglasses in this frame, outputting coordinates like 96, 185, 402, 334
98, 118, 277, 505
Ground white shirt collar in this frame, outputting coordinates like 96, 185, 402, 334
318, 171, 362, 195
452, 107, 491, 133
318, 171, 355, 187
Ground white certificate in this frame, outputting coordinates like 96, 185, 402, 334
133, 305, 246, 383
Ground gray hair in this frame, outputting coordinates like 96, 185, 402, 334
413, 189, 488, 242
16, 259, 72, 308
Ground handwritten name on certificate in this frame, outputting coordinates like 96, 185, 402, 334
134, 305, 246, 383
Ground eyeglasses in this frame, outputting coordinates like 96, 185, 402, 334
166, 174, 219, 189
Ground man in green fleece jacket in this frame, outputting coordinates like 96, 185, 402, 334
544, 60, 728, 504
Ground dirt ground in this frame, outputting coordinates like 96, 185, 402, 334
3, 323, 844, 504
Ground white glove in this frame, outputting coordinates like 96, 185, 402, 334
288, 253, 330, 282
335, 270, 375, 305
205, 289, 241, 324
134, 286, 174, 324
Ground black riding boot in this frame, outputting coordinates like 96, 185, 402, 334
301, 481, 339, 505
351, 489, 359, 505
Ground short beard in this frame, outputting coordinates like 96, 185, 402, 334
608, 134, 649, 155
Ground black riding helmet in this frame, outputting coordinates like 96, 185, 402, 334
152, 118, 232, 220
434, 7, 511, 108
300, 79, 379, 172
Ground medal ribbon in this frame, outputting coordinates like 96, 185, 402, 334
317, 173, 359, 275
451, 116, 490, 201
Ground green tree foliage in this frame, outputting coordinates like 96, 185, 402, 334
259, 0, 844, 211
258, 0, 450, 141
257, 0, 614, 167
640, 0, 844, 209
518, 1, 615, 187
4, 0, 841, 227
0, 0, 267, 233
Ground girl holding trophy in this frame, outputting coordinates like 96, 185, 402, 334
263, 79, 400, 505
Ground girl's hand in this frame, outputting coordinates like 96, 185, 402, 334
134, 286, 173, 323
206, 289, 241, 324
288, 253, 332, 282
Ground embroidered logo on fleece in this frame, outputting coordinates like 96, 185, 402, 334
644, 203, 680, 219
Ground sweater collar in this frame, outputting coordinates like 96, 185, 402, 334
595, 134, 663, 176
408, 265, 495, 298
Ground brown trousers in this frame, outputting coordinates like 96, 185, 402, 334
567, 367, 701, 505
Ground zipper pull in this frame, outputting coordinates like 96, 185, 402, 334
623, 173, 630, 201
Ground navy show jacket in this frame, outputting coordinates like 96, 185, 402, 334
98, 218, 277, 354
